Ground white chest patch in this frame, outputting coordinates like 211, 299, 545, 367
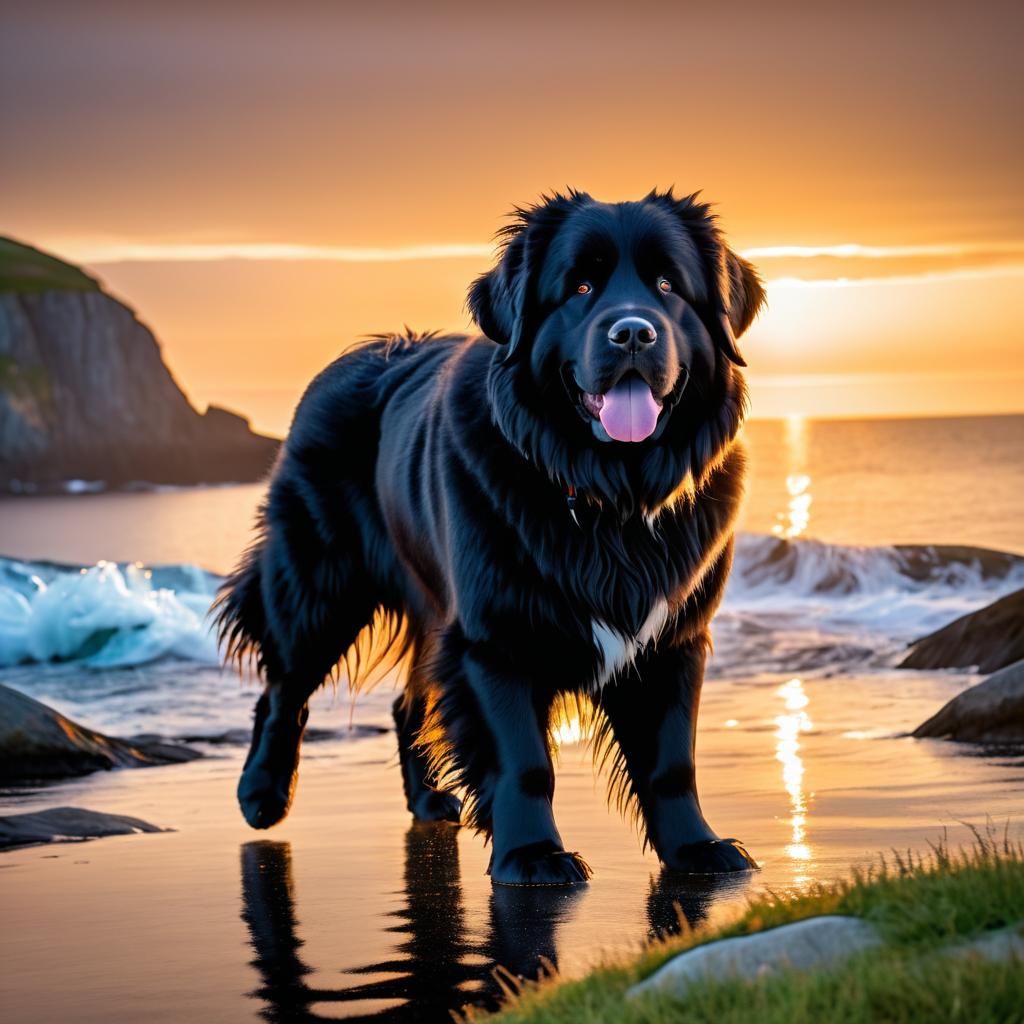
591, 598, 670, 690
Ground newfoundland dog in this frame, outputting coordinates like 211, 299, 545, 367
217, 189, 765, 885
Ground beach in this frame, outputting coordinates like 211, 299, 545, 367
4, 668, 1022, 1023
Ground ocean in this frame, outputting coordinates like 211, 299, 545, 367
1, 414, 1022, 735
3, 414, 1022, 572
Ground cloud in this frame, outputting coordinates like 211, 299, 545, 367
41, 237, 1024, 290
765, 265, 1024, 290
57, 241, 495, 264
740, 242, 1024, 259
745, 243, 1024, 286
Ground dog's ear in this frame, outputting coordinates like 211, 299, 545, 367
467, 232, 529, 359
712, 250, 766, 368
654, 190, 764, 368
468, 192, 585, 363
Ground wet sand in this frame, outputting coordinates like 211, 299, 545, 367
1, 671, 1022, 1023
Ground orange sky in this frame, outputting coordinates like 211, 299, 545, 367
3, 1, 1022, 431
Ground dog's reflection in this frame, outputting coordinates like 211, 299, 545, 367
241, 829, 744, 1021
241, 824, 582, 1022
645, 868, 751, 942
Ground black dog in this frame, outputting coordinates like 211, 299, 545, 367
217, 189, 765, 885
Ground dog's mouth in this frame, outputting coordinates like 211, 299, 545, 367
563, 367, 687, 443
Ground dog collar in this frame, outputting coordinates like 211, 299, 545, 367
566, 483, 580, 527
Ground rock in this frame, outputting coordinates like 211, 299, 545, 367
0, 236, 280, 491
913, 660, 1024, 743
0, 682, 201, 782
891, 545, 1024, 584
123, 735, 209, 763
628, 915, 881, 1000
0, 806, 170, 849
899, 588, 1024, 673
176, 724, 386, 745
946, 923, 1024, 963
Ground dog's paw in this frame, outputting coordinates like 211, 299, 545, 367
489, 841, 592, 886
411, 787, 463, 824
663, 838, 758, 874
237, 695, 307, 830
237, 759, 298, 829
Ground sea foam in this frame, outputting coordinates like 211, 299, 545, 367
0, 559, 220, 668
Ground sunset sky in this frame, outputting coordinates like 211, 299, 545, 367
3, 1, 1022, 433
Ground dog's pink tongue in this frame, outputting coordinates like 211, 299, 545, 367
598, 377, 661, 442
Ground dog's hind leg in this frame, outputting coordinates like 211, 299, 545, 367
217, 346, 412, 830
392, 691, 462, 824
232, 575, 379, 830
218, 492, 383, 830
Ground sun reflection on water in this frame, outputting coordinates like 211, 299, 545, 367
775, 677, 814, 868
772, 414, 813, 539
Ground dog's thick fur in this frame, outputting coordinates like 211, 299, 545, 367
217, 189, 765, 885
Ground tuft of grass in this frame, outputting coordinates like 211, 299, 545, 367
0, 237, 100, 294
475, 826, 1024, 1024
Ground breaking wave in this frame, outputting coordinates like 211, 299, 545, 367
727, 535, 1023, 637
0, 535, 1021, 670
0, 559, 220, 668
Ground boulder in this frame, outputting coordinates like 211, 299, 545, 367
628, 915, 880, 999
0, 806, 170, 849
946, 923, 1024, 963
899, 588, 1024, 673
0, 681, 201, 781
913, 660, 1024, 743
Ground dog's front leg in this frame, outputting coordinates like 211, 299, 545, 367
458, 642, 591, 886
600, 636, 757, 873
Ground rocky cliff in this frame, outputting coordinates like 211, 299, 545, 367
0, 237, 279, 492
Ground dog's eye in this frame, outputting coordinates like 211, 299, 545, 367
576, 281, 592, 295
657, 276, 673, 294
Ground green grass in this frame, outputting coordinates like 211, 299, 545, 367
0, 237, 94, 404
0, 236, 99, 294
476, 828, 1024, 1024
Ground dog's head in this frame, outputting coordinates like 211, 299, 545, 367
470, 189, 764, 451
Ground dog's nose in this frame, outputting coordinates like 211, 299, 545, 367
608, 316, 657, 352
